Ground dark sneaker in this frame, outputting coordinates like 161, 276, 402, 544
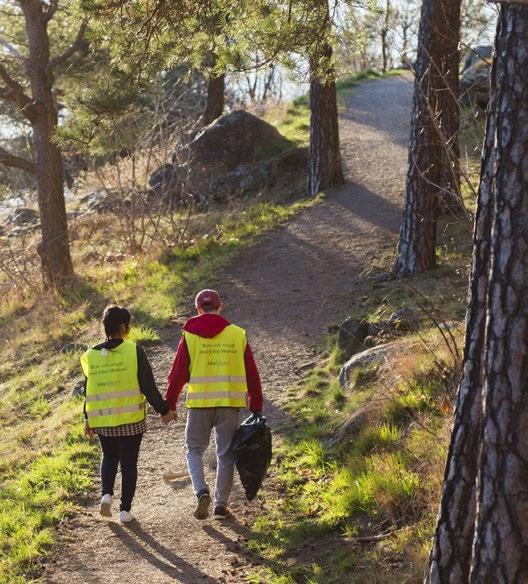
213, 506, 231, 520
194, 491, 211, 520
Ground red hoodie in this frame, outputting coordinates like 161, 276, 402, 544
165, 314, 263, 412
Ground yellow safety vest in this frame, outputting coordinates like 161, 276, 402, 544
81, 340, 145, 427
184, 324, 248, 408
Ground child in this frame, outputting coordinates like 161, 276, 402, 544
82, 305, 175, 522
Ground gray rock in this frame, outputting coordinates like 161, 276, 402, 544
326, 404, 378, 448
460, 45, 492, 110
182, 110, 283, 173
438, 320, 464, 332
338, 317, 369, 357
6, 224, 40, 238
387, 306, 420, 330
213, 146, 309, 200
71, 380, 85, 397
149, 163, 181, 200
339, 343, 395, 388
8, 207, 39, 226
273, 146, 309, 174
214, 160, 276, 199
79, 188, 126, 214
61, 342, 88, 354
363, 335, 377, 348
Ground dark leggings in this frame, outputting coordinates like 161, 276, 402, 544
98, 434, 143, 512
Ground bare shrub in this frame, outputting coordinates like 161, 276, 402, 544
78, 82, 202, 255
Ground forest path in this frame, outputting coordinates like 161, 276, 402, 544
45, 75, 413, 584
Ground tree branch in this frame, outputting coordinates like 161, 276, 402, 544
0, 145, 37, 175
0, 63, 36, 119
49, 19, 88, 69
44, 0, 59, 22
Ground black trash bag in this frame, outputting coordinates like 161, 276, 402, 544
232, 413, 272, 501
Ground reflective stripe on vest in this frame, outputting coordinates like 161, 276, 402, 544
189, 375, 247, 384
81, 340, 145, 427
184, 325, 248, 408
86, 403, 144, 419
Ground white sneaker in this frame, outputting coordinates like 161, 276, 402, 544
119, 510, 135, 523
100, 494, 113, 517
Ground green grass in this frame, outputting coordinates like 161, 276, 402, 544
261, 95, 311, 158
0, 195, 323, 583
247, 350, 452, 582
0, 422, 95, 583
128, 324, 161, 345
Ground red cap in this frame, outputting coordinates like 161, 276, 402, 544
195, 289, 221, 310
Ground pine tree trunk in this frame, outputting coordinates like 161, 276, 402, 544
394, 0, 461, 275
23, 0, 73, 290
438, 1, 463, 216
203, 72, 225, 126
381, 0, 391, 74
308, 42, 344, 197
469, 7, 528, 581
424, 39, 498, 584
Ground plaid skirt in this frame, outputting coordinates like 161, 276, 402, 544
94, 418, 147, 437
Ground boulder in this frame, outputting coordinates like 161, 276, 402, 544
326, 403, 379, 448
149, 163, 181, 201
214, 160, 277, 199
338, 317, 369, 357
79, 188, 120, 214
213, 146, 309, 200
8, 207, 39, 226
274, 147, 309, 175
339, 343, 396, 388
60, 342, 88, 354
70, 379, 85, 398
460, 45, 492, 110
387, 306, 421, 330
181, 110, 283, 174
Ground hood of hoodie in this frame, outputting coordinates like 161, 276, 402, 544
183, 314, 230, 338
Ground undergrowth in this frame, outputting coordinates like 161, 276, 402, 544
246, 214, 470, 583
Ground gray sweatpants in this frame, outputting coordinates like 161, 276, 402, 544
185, 407, 240, 507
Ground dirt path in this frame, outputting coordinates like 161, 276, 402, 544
45, 76, 412, 584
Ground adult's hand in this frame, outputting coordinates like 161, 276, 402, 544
161, 409, 177, 425
84, 420, 95, 438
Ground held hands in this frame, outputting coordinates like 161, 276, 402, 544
161, 408, 177, 425
84, 420, 95, 439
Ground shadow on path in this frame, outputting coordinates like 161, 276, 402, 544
108, 522, 217, 584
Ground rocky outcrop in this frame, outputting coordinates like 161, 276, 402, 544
337, 317, 369, 358
339, 343, 397, 388
460, 45, 492, 110
182, 110, 282, 174
79, 189, 122, 214
8, 207, 39, 226
149, 164, 180, 200
149, 111, 302, 205
214, 147, 309, 200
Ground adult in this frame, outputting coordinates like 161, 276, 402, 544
166, 289, 263, 520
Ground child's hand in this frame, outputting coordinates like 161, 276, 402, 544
161, 409, 177, 425
84, 420, 95, 438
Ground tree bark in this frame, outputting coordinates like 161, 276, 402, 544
20, 0, 74, 290
381, 0, 391, 74
203, 72, 225, 126
469, 7, 528, 581
308, 41, 344, 197
394, 0, 461, 275
438, 1, 463, 217
424, 34, 498, 584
